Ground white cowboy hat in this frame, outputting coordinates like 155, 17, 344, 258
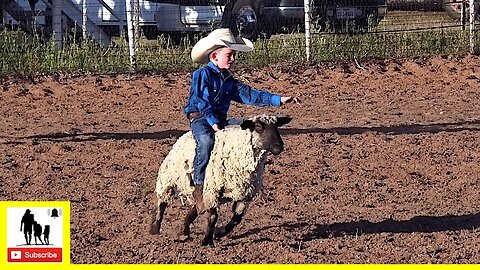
191, 28, 254, 64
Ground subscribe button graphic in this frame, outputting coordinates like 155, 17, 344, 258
5, 205, 68, 264
7, 248, 62, 263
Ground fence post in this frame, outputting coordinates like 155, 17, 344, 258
52, 0, 62, 49
82, 0, 87, 40
304, 0, 312, 63
125, 0, 136, 68
134, 0, 140, 48
470, 0, 476, 54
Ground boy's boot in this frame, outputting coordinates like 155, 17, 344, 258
193, 185, 205, 213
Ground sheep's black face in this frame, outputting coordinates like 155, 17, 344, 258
259, 122, 284, 155
241, 116, 292, 155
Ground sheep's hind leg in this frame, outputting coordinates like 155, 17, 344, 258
177, 206, 198, 242
202, 207, 218, 246
149, 201, 168, 235
214, 201, 246, 239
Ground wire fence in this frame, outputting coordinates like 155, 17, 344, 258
0, 0, 478, 74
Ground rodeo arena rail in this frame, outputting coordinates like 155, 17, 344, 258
0, 0, 478, 74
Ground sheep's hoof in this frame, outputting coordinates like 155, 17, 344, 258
177, 227, 191, 242
177, 229, 190, 243
214, 227, 227, 239
201, 238, 214, 247
177, 234, 191, 242
149, 222, 160, 235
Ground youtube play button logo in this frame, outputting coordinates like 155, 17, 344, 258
10, 250, 22, 260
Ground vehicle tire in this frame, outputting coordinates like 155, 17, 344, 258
142, 26, 158, 40
230, 0, 259, 41
100, 25, 120, 38
444, 0, 479, 20
161, 32, 183, 46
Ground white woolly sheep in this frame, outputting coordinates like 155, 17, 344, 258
149, 115, 292, 246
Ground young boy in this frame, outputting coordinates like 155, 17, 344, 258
185, 28, 300, 212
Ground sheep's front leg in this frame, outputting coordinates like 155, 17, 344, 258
149, 201, 168, 235
214, 201, 246, 239
177, 206, 198, 242
202, 207, 218, 246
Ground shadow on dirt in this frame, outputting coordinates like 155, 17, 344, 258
3, 119, 479, 144
302, 213, 480, 240
281, 119, 480, 136
17, 130, 186, 142
229, 213, 480, 242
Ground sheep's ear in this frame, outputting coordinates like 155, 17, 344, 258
276, 116, 292, 127
240, 119, 255, 131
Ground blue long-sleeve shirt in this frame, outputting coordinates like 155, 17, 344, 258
184, 62, 282, 126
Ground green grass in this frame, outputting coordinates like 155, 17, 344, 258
0, 25, 478, 76
0, 32, 132, 74
310, 29, 472, 61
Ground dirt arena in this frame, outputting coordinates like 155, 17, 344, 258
1, 55, 480, 264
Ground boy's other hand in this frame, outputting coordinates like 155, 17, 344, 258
212, 124, 222, 132
281, 96, 301, 105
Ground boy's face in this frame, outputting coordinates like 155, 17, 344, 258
211, 47, 236, 70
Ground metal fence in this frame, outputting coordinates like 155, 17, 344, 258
0, 0, 478, 71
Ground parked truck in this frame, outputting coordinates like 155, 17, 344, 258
387, 0, 479, 21
155, 0, 388, 40
443, 0, 479, 20
1, 0, 388, 45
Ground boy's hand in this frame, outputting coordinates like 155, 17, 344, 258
281, 96, 301, 105
212, 124, 222, 132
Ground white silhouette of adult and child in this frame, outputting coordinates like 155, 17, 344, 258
20, 209, 51, 245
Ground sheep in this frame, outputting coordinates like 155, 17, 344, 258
149, 115, 292, 246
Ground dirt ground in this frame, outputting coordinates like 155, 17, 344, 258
1, 54, 480, 264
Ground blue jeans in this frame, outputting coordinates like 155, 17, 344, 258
190, 117, 242, 185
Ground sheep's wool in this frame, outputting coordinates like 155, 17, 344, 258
155, 125, 268, 209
